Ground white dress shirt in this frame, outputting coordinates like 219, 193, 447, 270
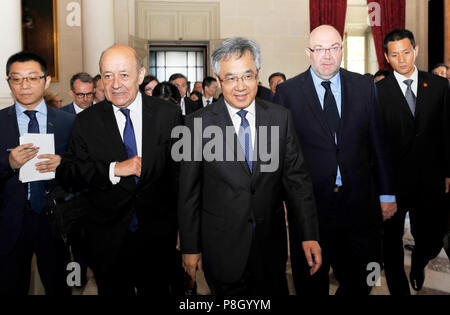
393, 66, 418, 97
180, 97, 186, 116
73, 102, 86, 114
224, 100, 256, 149
109, 92, 143, 184
202, 96, 214, 107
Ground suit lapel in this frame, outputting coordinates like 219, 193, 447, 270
338, 69, 349, 145
100, 102, 134, 190
300, 69, 335, 144
415, 71, 427, 121
251, 99, 271, 182
211, 100, 251, 177
387, 74, 415, 120
7, 105, 20, 147
47, 105, 56, 135
139, 96, 157, 187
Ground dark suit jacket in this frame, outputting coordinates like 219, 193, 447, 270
61, 103, 76, 115
0, 105, 74, 254
56, 94, 182, 272
257, 85, 274, 102
376, 71, 450, 203
178, 98, 319, 284
184, 96, 202, 116
275, 68, 392, 236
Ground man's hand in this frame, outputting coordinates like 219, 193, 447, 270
182, 253, 202, 281
302, 241, 322, 275
445, 178, 450, 194
381, 202, 397, 221
114, 156, 142, 177
35, 154, 61, 173
8, 143, 39, 170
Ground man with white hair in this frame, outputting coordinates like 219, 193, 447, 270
178, 37, 321, 295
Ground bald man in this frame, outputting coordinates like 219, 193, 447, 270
275, 25, 396, 295
57, 45, 182, 295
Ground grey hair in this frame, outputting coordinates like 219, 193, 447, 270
211, 37, 261, 76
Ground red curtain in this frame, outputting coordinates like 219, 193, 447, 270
309, 0, 348, 38
368, 0, 406, 70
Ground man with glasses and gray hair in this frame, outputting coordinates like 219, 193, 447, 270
275, 25, 396, 295
62, 72, 95, 115
178, 37, 321, 295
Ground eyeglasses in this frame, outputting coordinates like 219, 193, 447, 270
74, 92, 95, 99
7, 75, 46, 86
218, 73, 258, 86
308, 46, 342, 56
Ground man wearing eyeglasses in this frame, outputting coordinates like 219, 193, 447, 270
62, 72, 95, 115
178, 37, 321, 295
0, 51, 74, 295
275, 25, 396, 295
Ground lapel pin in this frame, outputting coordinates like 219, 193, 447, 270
423, 83, 428, 87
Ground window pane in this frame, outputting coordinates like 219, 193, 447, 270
149, 67, 157, 76
166, 52, 186, 67
197, 68, 204, 81
166, 67, 187, 80
156, 52, 165, 67
187, 68, 196, 82
188, 52, 196, 67
196, 52, 204, 67
157, 68, 165, 81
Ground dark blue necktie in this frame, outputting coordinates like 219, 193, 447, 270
119, 108, 138, 232
24, 110, 46, 214
237, 110, 253, 172
321, 81, 340, 137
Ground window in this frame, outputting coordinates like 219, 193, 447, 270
149, 45, 207, 83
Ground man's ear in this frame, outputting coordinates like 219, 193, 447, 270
138, 66, 146, 85
44, 75, 52, 89
384, 52, 390, 64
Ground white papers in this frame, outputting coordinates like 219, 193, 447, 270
19, 133, 55, 183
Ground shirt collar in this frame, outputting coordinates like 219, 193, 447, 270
310, 67, 341, 88
393, 65, 418, 84
113, 92, 142, 114
224, 99, 256, 118
15, 98, 47, 116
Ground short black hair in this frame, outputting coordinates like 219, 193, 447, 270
70, 72, 94, 90
139, 75, 159, 93
6, 51, 48, 77
169, 73, 187, 83
202, 76, 217, 90
268, 72, 286, 83
153, 81, 181, 105
430, 63, 449, 72
383, 29, 416, 54
374, 69, 391, 78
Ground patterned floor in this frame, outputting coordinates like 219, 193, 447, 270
30, 218, 449, 295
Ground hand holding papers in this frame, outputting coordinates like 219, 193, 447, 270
19, 133, 55, 183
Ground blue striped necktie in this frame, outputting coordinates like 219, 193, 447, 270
237, 109, 253, 172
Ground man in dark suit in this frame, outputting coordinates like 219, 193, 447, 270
200, 76, 218, 107
56, 45, 182, 295
377, 29, 450, 294
275, 25, 397, 295
61, 72, 95, 115
178, 37, 321, 295
0, 51, 74, 295
169, 73, 202, 116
